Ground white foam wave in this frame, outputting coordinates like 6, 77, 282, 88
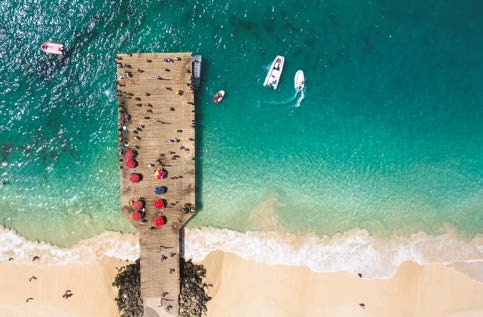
1, 225, 482, 282
183, 227, 483, 281
0, 226, 139, 264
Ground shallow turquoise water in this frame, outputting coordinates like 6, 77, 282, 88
0, 0, 482, 246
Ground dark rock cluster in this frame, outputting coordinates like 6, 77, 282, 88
179, 258, 211, 317
112, 259, 143, 317
112, 258, 211, 317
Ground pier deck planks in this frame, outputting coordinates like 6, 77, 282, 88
117, 52, 195, 317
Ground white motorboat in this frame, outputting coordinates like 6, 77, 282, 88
294, 70, 304, 90
263, 55, 285, 90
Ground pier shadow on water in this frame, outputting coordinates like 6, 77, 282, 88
181, 54, 206, 257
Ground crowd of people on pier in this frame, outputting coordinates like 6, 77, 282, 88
116, 54, 196, 233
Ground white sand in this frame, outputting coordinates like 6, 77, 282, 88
201, 251, 483, 317
0, 257, 128, 317
0, 252, 482, 317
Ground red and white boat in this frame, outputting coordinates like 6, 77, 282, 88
213, 90, 225, 104
40, 42, 64, 55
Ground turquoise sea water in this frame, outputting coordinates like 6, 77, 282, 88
0, 0, 482, 248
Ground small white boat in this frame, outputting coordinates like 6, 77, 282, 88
294, 70, 304, 90
263, 55, 285, 90
213, 90, 225, 104
40, 42, 64, 55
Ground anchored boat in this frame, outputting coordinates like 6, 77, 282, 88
192, 55, 202, 89
213, 90, 225, 104
40, 42, 64, 55
263, 55, 285, 90
294, 70, 305, 90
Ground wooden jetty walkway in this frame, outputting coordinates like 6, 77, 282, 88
116, 52, 195, 317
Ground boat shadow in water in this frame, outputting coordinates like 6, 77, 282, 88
37, 54, 68, 80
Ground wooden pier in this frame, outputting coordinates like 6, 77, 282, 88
116, 52, 195, 317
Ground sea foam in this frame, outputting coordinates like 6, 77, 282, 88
184, 228, 483, 281
0, 226, 139, 264
1, 225, 481, 282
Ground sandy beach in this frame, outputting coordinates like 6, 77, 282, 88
1, 252, 482, 317
0, 257, 126, 317
202, 252, 483, 317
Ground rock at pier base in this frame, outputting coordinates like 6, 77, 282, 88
113, 258, 211, 317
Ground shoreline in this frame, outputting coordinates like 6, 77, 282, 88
0, 252, 482, 317
1, 225, 482, 282
201, 251, 483, 317
185, 227, 483, 282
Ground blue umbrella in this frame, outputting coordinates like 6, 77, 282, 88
154, 186, 167, 195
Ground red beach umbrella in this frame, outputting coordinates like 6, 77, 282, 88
131, 211, 142, 221
132, 200, 143, 210
154, 199, 165, 209
125, 150, 135, 159
130, 173, 140, 183
154, 216, 165, 227
126, 159, 137, 168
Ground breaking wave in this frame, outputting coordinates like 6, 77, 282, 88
1, 225, 482, 282
184, 228, 483, 282
0, 225, 139, 264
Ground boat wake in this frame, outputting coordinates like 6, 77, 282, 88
268, 91, 298, 105
294, 88, 305, 108
268, 87, 305, 108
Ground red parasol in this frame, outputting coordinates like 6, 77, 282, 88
154, 216, 165, 227
125, 150, 135, 159
131, 211, 142, 221
130, 173, 140, 183
154, 199, 165, 209
126, 159, 137, 168
132, 200, 143, 210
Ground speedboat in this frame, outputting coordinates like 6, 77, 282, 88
263, 55, 285, 90
40, 42, 64, 55
294, 70, 304, 90
213, 90, 225, 104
